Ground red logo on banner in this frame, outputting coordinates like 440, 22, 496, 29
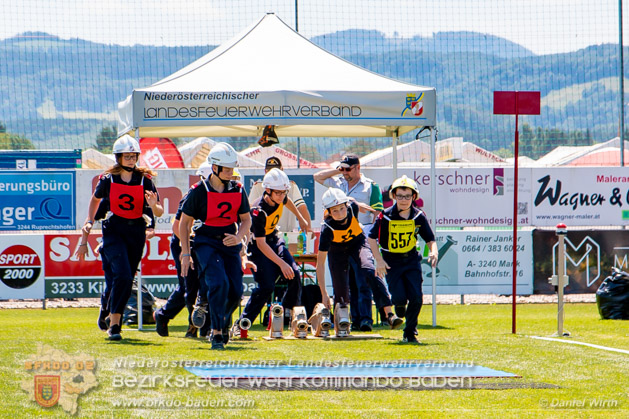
139, 137, 184, 169
411, 101, 423, 116
0, 244, 42, 289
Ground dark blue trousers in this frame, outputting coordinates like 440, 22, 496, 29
241, 236, 301, 323
349, 260, 374, 325
328, 238, 392, 309
193, 235, 243, 331
99, 250, 113, 314
383, 252, 423, 336
99, 219, 145, 315
156, 235, 200, 322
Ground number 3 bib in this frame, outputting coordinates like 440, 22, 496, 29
110, 177, 144, 219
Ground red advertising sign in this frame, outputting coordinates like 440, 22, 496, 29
44, 233, 176, 278
493, 91, 541, 115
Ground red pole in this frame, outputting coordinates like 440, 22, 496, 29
512, 94, 519, 334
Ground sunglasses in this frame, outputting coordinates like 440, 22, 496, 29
338, 165, 355, 172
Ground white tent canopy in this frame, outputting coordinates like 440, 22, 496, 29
535, 137, 629, 166
360, 137, 506, 166
117, 12, 439, 326
117, 13, 435, 138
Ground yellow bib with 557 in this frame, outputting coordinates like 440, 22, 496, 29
387, 220, 416, 253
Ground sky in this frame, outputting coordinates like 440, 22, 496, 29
0, 0, 625, 55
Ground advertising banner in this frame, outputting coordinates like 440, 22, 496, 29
44, 232, 178, 299
530, 168, 629, 227
365, 167, 531, 228
418, 230, 533, 294
0, 235, 45, 299
533, 229, 629, 294
0, 171, 75, 231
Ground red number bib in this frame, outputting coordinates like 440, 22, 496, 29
110, 178, 144, 219
204, 190, 242, 227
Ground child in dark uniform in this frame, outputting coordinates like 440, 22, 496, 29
179, 143, 251, 350
368, 175, 437, 343
315, 188, 402, 332
77, 135, 163, 341
234, 168, 310, 332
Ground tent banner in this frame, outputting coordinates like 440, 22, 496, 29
419, 230, 533, 295
533, 229, 629, 294
132, 90, 436, 128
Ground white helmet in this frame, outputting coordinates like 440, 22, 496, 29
322, 188, 349, 209
113, 135, 140, 154
262, 168, 290, 191
195, 161, 213, 179
207, 142, 238, 168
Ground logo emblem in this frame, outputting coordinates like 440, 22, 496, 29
553, 236, 601, 287
22, 344, 97, 414
493, 168, 504, 196
0, 244, 42, 289
34, 375, 60, 408
401, 93, 424, 117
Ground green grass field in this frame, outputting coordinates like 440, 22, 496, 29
2, 303, 628, 418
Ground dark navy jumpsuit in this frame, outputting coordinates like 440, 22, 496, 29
319, 202, 392, 311
368, 203, 435, 340
240, 195, 301, 323
181, 178, 249, 332
93, 172, 158, 317
154, 186, 200, 326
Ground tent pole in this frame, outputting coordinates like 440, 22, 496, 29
619, 0, 625, 166
430, 127, 437, 327
134, 130, 144, 330
392, 132, 398, 179
297, 137, 301, 168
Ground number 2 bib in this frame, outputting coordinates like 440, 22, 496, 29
204, 190, 242, 227
109, 177, 144, 219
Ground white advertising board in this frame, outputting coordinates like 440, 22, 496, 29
530, 168, 629, 226
0, 234, 45, 299
364, 167, 531, 227
418, 230, 533, 294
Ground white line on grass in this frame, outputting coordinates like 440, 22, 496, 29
529, 336, 629, 355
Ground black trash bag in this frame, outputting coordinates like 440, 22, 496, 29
596, 268, 629, 320
123, 280, 157, 325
